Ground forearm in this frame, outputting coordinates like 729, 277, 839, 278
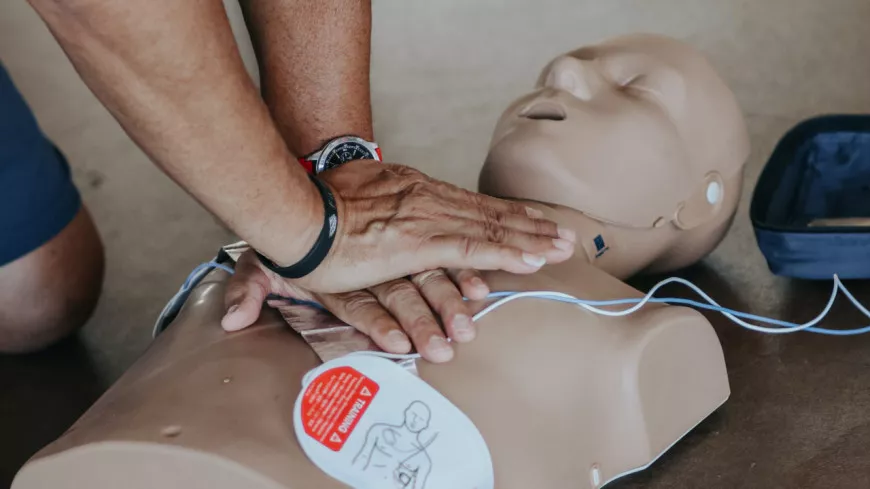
29, 0, 321, 264
240, 0, 373, 155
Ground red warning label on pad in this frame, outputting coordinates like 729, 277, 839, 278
300, 366, 380, 451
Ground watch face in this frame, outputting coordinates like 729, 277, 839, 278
319, 141, 376, 173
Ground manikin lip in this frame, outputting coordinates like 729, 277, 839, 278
519, 100, 567, 121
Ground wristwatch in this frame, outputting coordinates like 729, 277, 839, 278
298, 135, 382, 174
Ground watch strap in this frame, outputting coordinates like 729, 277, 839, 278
298, 156, 316, 175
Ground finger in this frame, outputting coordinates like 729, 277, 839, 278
369, 279, 454, 363
411, 270, 475, 343
469, 209, 565, 240
421, 236, 556, 274
447, 269, 490, 301
437, 218, 574, 264
438, 196, 564, 239
435, 181, 544, 218
222, 255, 271, 332
318, 291, 412, 354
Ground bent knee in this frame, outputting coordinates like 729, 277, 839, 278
0, 207, 105, 354
0, 302, 96, 354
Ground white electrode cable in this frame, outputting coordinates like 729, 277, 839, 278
170, 262, 870, 366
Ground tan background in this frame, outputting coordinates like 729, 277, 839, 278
2, 1, 870, 487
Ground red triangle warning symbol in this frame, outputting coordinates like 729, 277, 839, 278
360, 387, 373, 397
330, 433, 342, 444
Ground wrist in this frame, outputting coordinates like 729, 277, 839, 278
297, 135, 381, 175
256, 173, 341, 279
262, 175, 325, 267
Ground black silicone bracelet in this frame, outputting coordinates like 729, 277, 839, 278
255, 175, 338, 279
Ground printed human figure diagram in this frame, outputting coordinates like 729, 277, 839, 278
352, 401, 438, 489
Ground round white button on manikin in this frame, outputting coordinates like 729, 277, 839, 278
590, 464, 602, 487
706, 181, 721, 205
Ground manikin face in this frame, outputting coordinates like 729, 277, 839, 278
483, 34, 748, 229
403, 402, 431, 434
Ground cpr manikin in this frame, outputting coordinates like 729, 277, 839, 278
12, 34, 749, 489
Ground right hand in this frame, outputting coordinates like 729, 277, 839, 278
223, 250, 492, 363
272, 160, 576, 294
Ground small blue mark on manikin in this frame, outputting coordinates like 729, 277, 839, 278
594, 235, 606, 252
593, 234, 609, 258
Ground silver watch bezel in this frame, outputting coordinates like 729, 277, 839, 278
313, 136, 380, 174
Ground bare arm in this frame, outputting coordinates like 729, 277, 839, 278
221, 0, 574, 362
240, 0, 372, 155
28, 0, 322, 264
233, 0, 476, 362
30, 0, 572, 302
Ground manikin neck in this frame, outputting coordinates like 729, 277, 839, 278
521, 200, 678, 281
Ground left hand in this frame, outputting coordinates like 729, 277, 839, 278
264, 160, 574, 294
221, 250, 490, 363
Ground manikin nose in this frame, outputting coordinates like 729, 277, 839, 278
542, 56, 604, 101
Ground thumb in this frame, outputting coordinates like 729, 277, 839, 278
221, 264, 271, 332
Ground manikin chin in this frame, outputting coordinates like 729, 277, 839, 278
13, 33, 747, 489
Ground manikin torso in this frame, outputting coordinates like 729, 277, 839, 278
12, 34, 749, 489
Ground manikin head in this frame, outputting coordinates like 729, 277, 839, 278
480, 34, 749, 257
403, 401, 432, 433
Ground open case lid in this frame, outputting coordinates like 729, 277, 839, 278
750, 114, 870, 279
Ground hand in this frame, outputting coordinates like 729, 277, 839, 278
222, 250, 492, 363
268, 160, 576, 294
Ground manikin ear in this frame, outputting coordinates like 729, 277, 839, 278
672, 172, 725, 230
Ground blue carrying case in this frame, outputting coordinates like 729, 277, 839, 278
751, 115, 870, 279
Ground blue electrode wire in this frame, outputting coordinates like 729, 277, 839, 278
153, 260, 239, 338
183, 261, 870, 337
184, 261, 236, 287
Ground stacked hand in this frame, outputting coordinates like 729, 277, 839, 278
222, 160, 576, 362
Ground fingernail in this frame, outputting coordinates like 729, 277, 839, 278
526, 206, 545, 218
522, 253, 547, 268
471, 277, 489, 293
558, 227, 577, 242
553, 238, 574, 251
427, 336, 454, 362
221, 305, 242, 331
452, 315, 475, 342
387, 330, 411, 352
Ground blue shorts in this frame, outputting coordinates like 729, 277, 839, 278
0, 62, 81, 266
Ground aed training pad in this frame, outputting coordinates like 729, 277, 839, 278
751, 115, 870, 279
